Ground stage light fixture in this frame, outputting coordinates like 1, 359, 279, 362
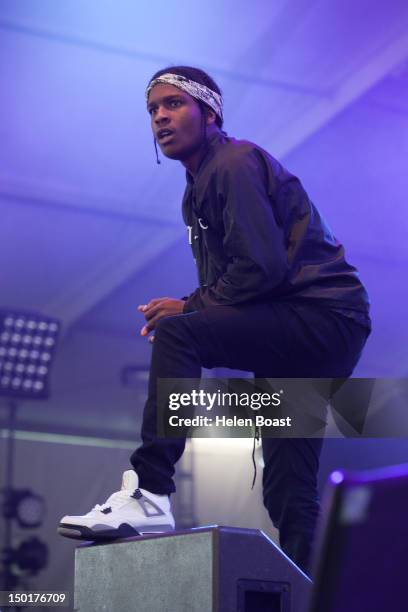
3, 537, 48, 576
2, 489, 46, 529
0, 311, 60, 399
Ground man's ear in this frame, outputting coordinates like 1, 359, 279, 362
206, 108, 216, 125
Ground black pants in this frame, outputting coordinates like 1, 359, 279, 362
131, 301, 370, 573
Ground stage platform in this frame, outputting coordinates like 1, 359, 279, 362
74, 525, 311, 611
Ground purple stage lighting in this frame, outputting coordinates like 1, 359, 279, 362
330, 470, 344, 485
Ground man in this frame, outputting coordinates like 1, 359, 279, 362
58, 66, 371, 574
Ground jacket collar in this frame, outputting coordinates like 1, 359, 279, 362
185, 130, 227, 184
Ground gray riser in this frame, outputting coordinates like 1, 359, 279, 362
74, 526, 311, 612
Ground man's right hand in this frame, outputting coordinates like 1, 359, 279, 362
138, 297, 185, 337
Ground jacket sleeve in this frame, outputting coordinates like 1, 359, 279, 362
183, 149, 289, 312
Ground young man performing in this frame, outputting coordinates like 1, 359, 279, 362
58, 66, 371, 574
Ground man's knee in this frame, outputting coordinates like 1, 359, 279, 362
154, 312, 215, 368
154, 314, 192, 344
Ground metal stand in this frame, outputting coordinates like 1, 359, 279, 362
1, 400, 18, 591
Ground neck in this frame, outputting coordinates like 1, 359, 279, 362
182, 125, 219, 178
182, 143, 208, 177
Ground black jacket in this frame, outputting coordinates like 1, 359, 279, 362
182, 131, 370, 328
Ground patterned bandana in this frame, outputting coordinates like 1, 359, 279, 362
145, 73, 223, 122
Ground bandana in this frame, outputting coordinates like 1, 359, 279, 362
145, 73, 223, 122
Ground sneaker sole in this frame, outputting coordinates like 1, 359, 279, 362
57, 522, 174, 541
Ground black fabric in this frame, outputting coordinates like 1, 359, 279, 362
181, 131, 370, 328
131, 301, 370, 574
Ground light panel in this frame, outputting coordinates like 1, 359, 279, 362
0, 311, 60, 399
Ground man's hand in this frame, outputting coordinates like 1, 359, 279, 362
138, 297, 185, 337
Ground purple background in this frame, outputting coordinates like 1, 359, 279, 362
1, 0, 408, 597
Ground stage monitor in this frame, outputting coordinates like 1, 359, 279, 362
308, 464, 408, 612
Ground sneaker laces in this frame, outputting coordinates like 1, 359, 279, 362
251, 425, 261, 490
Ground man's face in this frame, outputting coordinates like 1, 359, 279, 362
147, 83, 205, 160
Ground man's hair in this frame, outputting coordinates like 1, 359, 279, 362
149, 65, 223, 128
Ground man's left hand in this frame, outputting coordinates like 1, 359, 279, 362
138, 297, 185, 336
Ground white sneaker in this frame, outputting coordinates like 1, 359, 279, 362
58, 470, 175, 540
